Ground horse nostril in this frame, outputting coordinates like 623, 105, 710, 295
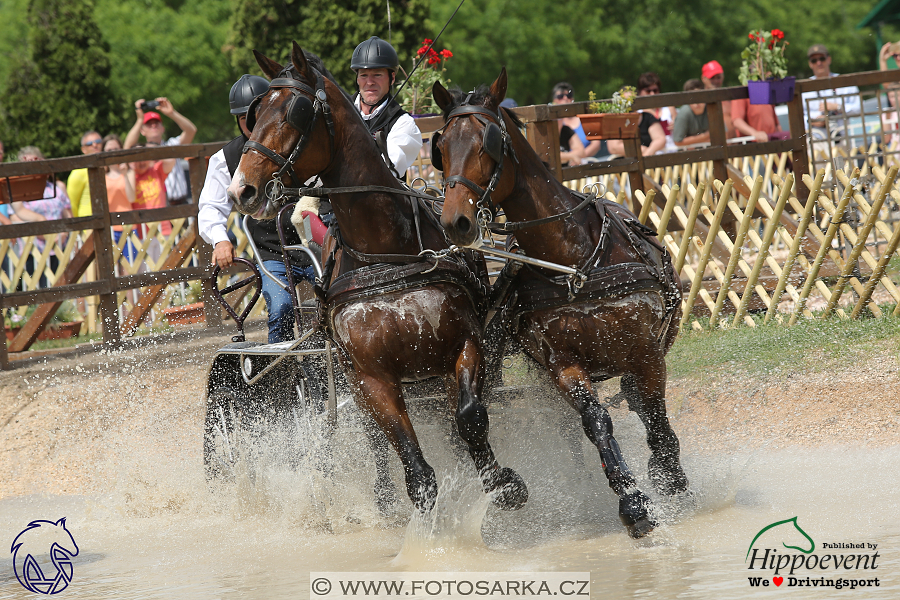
455, 215, 473, 237
240, 184, 257, 206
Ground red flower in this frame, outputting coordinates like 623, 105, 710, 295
771, 29, 784, 40
427, 48, 439, 59
417, 46, 428, 56
422, 38, 433, 45
441, 49, 453, 59
768, 41, 774, 49
749, 33, 756, 40
427, 56, 440, 65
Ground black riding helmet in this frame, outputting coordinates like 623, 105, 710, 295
350, 36, 400, 73
229, 74, 270, 115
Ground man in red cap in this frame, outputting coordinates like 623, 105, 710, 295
701, 60, 735, 137
124, 97, 197, 206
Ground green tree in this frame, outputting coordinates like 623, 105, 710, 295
0, 0, 121, 158
94, 0, 235, 143
227, 0, 431, 92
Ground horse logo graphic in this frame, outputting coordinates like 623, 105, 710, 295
11, 518, 79, 594
746, 516, 815, 560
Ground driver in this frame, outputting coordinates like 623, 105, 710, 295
198, 74, 317, 344
350, 36, 423, 179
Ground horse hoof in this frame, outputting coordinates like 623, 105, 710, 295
648, 455, 689, 496
619, 491, 657, 539
408, 478, 437, 513
486, 467, 528, 511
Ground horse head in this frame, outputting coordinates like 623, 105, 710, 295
227, 42, 337, 220
11, 518, 79, 593
432, 68, 518, 247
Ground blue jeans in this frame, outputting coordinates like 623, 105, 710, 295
261, 259, 316, 343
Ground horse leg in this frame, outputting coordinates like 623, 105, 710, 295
362, 418, 398, 515
454, 339, 528, 511
557, 365, 656, 538
351, 373, 438, 512
629, 361, 689, 496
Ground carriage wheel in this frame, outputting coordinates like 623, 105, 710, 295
203, 386, 244, 480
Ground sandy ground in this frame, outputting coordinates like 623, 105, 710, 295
1, 322, 898, 501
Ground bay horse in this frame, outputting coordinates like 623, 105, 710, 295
224, 43, 527, 514
432, 69, 687, 538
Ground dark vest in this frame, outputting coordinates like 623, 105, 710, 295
223, 135, 307, 265
360, 95, 408, 178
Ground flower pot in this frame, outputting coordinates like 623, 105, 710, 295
748, 77, 795, 105
5, 321, 83, 342
578, 113, 640, 140
163, 302, 206, 326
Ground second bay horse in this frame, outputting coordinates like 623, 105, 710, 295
432, 70, 688, 537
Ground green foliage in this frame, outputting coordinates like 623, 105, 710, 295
740, 29, 788, 84
435, 0, 881, 105
227, 0, 431, 93
589, 86, 635, 114
0, 0, 122, 158
94, 0, 235, 143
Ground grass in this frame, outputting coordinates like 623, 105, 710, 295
667, 312, 900, 379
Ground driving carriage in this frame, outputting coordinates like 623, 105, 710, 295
202, 45, 688, 538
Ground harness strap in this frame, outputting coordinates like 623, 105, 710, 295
445, 175, 488, 197
486, 191, 597, 234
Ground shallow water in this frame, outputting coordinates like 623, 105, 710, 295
1, 384, 898, 599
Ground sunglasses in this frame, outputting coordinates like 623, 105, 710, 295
81, 139, 103, 147
809, 56, 828, 64
555, 91, 574, 100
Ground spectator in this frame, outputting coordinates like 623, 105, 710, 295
801, 44, 861, 133
560, 123, 587, 165
607, 87, 666, 157
15, 146, 72, 287
701, 60, 735, 137
129, 142, 176, 239
673, 79, 710, 147
879, 41, 900, 108
124, 97, 196, 205
637, 73, 675, 136
103, 135, 137, 264
552, 82, 608, 162
67, 130, 103, 217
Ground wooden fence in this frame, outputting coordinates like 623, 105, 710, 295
3, 69, 900, 368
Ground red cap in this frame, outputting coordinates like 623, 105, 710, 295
143, 111, 162, 124
701, 60, 724, 79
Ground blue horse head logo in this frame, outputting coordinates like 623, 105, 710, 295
11, 518, 79, 595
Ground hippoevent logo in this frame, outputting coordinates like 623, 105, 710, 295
11, 518, 79, 595
745, 517, 881, 590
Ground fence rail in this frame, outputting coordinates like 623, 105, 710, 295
3, 69, 900, 369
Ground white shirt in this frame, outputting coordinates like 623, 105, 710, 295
353, 95, 423, 176
198, 148, 233, 247
801, 73, 862, 127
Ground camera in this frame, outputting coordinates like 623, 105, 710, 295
141, 100, 161, 112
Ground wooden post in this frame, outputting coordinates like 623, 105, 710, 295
0, 294, 8, 370
622, 137, 644, 207
87, 167, 121, 345
707, 101, 736, 238
787, 92, 810, 200
190, 157, 222, 328
527, 117, 563, 181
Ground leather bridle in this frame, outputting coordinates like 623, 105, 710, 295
243, 67, 335, 201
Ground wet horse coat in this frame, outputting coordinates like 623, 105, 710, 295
433, 70, 688, 537
225, 44, 527, 513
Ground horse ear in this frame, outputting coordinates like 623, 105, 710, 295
433, 80, 453, 112
291, 41, 312, 81
254, 50, 283, 80
487, 67, 508, 109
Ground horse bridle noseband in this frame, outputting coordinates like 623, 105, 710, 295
243, 67, 335, 199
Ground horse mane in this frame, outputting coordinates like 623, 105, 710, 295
442, 85, 525, 130
282, 49, 353, 102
